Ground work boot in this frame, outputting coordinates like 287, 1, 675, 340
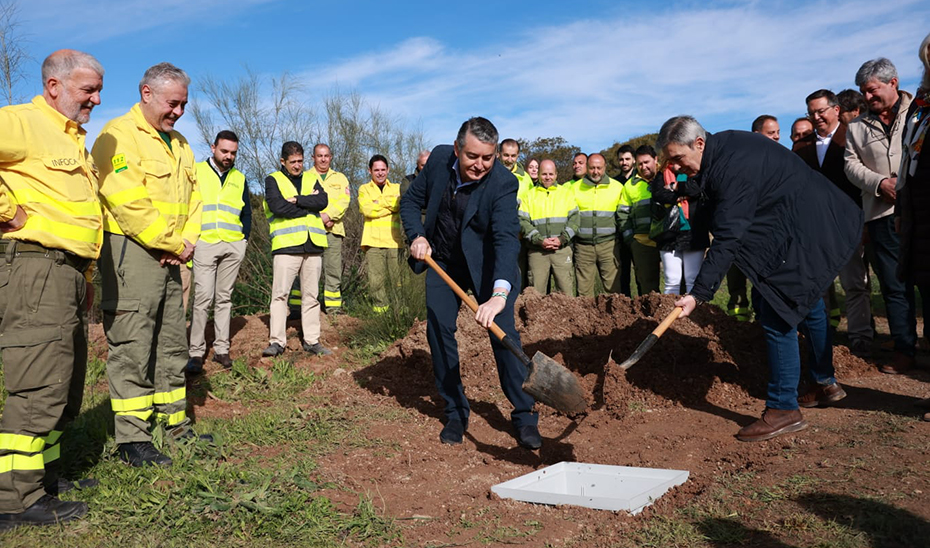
736, 408, 808, 442
440, 420, 466, 445
515, 425, 542, 450
0, 495, 87, 531
185, 356, 204, 375
848, 338, 873, 359
798, 382, 847, 408
880, 352, 914, 375
118, 442, 172, 467
262, 343, 285, 357
302, 341, 332, 356
45, 477, 100, 496
213, 353, 233, 368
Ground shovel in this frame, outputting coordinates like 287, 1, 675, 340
616, 306, 682, 370
422, 255, 587, 414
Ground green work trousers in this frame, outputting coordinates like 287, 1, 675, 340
366, 247, 400, 312
574, 239, 618, 297
0, 245, 87, 513
322, 232, 343, 311
726, 266, 751, 321
527, 247, 574, 295
629, 239, 661, 295
99, 233, 190, 444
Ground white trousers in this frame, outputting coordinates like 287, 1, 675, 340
660, 249, 705, 295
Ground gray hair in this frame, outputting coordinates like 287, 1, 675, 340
855, 57, 898, 87
919, 32, 930, 93
41, 49, 104, 84
417, 149, 431, 160
139, 62, 190, 95
455, 117, 499, 150
656, 115, 707, 151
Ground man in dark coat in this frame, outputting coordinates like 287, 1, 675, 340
658, 115, 863, 442
399, 117, 541, 450
794, 89, 873, 357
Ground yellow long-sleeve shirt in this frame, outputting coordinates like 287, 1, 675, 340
358, 179, 402, 248
309, 169, 351, 237
0, 96, 103, 259
92, 103, 202, 255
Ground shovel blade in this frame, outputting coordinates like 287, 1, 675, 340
522, 351, 588, 414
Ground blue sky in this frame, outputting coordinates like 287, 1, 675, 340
10, 0, 930, 161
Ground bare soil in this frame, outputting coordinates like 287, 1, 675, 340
97, 291, 930, 547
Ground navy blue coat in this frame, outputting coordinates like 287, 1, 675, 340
399, 144, 521, 298
690, 131, 863, 325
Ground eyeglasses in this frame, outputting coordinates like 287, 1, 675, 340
807, 106, 835, 118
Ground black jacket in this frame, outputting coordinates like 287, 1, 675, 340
690, 131, 863, 325
649, 173, 711, 252
897, 98, 930, 284
264, 170, 328, 255
399, 144, 521, 298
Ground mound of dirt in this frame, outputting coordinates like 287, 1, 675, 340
372, 290, 877, 421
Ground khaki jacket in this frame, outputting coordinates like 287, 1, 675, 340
844, 90, 913, 221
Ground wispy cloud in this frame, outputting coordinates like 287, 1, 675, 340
18, 0, 277, 44
304, 0, 929, 150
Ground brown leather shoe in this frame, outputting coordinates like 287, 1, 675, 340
924, 411, 930, 422
798, 382, 847, 408
213, 353, 233, 368
736, 408, 808, 442
880, 352, 915, 375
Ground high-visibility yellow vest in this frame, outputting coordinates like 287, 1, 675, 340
573, 176, 623, 245
518, 183, 579, 248
0, 96, 103, 259
196, 161, 246, 244
358, 179, 402, 248
264, 171, 328, 251
617, 175, 656, 247
511, 163, 533, 203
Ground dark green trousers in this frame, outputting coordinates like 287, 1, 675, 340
0, 245, 87, 513
99, 233, 189, 444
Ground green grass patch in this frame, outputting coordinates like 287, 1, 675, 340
205, 356, 317, 403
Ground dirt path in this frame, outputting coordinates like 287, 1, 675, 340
126, 292, 930, 547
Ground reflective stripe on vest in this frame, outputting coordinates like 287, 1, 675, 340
196, 162, 246, 244
574, 178, 622, 243
264, 171, 328, 251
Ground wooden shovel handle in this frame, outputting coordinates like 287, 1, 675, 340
422, 255, 508, 341
652, 306, 683, 337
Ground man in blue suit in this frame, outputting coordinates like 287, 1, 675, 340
399, 117, 541, 449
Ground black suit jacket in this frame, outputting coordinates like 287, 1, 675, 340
399, 144, 521, 297
793, 124, 861, 207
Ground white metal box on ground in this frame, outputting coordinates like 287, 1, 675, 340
491, 462, 689, 514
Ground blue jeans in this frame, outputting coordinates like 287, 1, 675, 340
755, 293, 836, 410
865, 216, 917, 356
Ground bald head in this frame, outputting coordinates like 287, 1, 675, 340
41, 49, 104, 124
587, 153, 606, 182
539, 159, 557, 188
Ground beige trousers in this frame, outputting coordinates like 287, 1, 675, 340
270, 253, 322, 347
189, 239, 247, 357
527, 246, 574, 295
